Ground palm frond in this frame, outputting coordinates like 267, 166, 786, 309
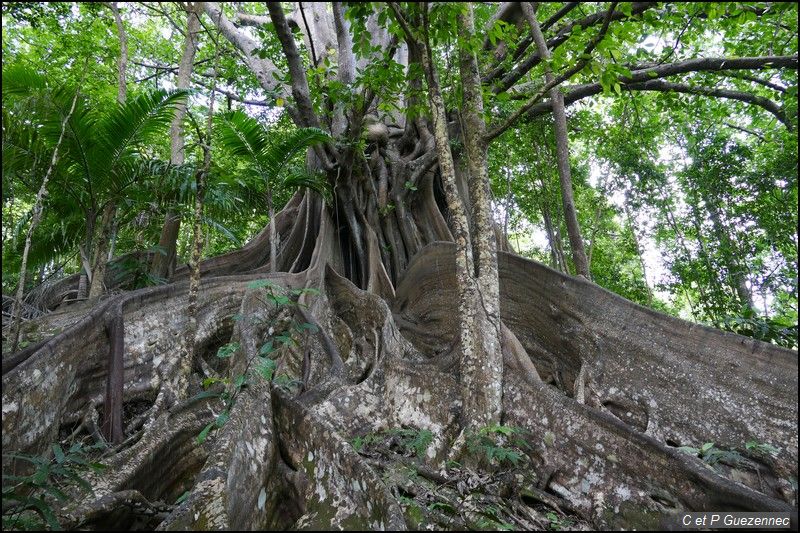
260, 127, 331, 180
1, 64, 47, 98
99, 89, 189, 173
283, 168, 332, 203
216, 110, 270, 172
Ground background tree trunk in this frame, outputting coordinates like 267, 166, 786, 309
150, 4, 201, 281
523, 2, 591, 279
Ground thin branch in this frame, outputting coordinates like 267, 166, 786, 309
387, 2, 418, 48
192, 77, 271, 107
486, 2, 656, 91
723, 121, 767, 142
718, 71, 788, 93
623, 80, 790, 127
484, 1, 580, 81
234, 12, 271, 26
487, 1, 617, 141
136, 2, 185, 36
297, 3, 317, 66
517, 56, 797, 127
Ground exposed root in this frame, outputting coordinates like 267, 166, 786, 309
3, 194, 797, 531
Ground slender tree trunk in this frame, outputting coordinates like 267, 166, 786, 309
401, 2, 500, 430
541, 200, 560, 270
151, 4, 200, 281
88, 202, 117, 302
554, 222, 569, 274
268, 187, 277, 272
109, 2, 127, 104
623, 201, 653, 306
458, 3, 502, 428
77, 236, 92, 301
107, 218, 118, 262
173, 31, 221, 401
10, 89, 81, 352
709, 207, 755, 315
523, 3, 590, 279
87, 4, 126, 303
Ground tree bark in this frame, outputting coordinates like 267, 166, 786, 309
523, 3, 591, 279
458, 4, 503, 429
109, 2, 127, 104
88, 202, 118, 302
150, 3, 201, 281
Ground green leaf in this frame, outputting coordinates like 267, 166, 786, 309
202, 377, 226, 388
259, 340, 275, 355
296, 322, 318, 333
257, 358, 277, 380
216, 342, 240, 359
197, 423, 214, 444
52, 444, 65, 464
215, 411, 230, 428
275, 333, 295, 346
247, 279, 279, 290
28, 497, 62, 530
188, 390, 223, 402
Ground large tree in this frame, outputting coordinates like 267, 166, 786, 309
2, 2, 797, 530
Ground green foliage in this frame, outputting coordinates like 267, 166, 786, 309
2, 442, 106, 531
745, 440, 781, 458
546, 512, 574, 531
196, 281, 319, 444
466, 425, 530, 467
351, 427, 434, 459
215, 342, 240, 359
216, 111, 332, 203
676, 442, 744, 468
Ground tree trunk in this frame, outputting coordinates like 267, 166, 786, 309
623, 200, 654, 306
88, 202, 118, 302
457, 4, 503, 430
109, 2, 127, 104
3, 4, 797, 531
415, 6, 501, 431
268, 187, 277, 273
523, 3, 591, 279
150, 4, 201, 282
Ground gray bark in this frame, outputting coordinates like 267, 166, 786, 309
151, 4, 201, 281
523, 3, 591, 279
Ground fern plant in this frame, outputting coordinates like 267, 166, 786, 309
466, 425, 531, 467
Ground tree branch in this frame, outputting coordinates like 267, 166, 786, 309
265, 1, 332, 168
623, 80, 790, 127
487, 1, 617, 142
484, 2, 580, 81
233, 12, 271, 26
198, 2, 285, 97
517, 55, 798, 128
486, 2, 656, 92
